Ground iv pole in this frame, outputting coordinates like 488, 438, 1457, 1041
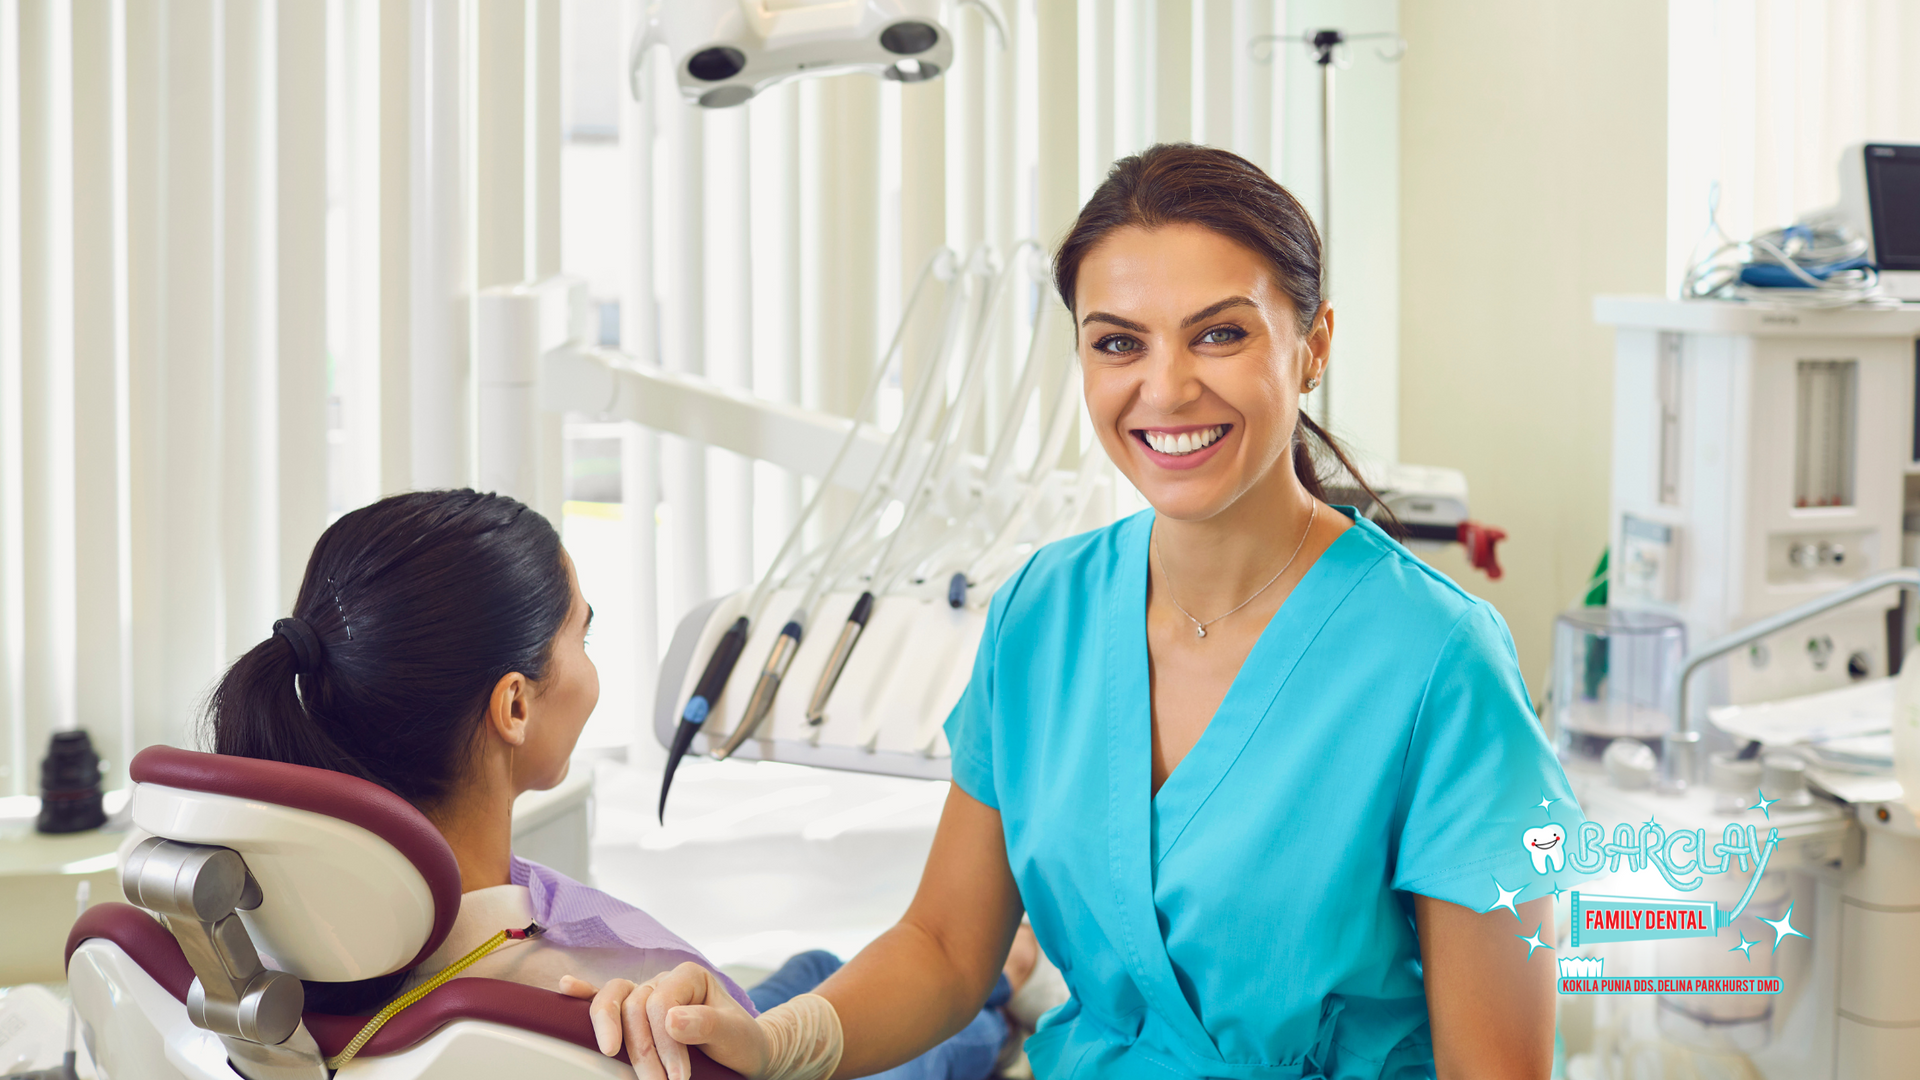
1250, 28, 1406, 429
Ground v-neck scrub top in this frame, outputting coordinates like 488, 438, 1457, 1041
944, 508, 1591, 1080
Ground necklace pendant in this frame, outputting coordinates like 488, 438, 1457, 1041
1195, 625, 1207, 639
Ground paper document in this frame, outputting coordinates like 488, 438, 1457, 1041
1706, 678, 1893, 747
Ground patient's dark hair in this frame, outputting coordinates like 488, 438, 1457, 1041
1054, 143, 1396, 529
207, 489, 573, 809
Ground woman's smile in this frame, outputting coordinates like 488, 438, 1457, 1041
1133, 423, 1234, 470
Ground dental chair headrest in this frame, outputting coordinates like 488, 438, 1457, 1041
128, 745, 462, 983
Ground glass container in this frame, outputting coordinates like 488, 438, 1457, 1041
1552, 607, 1687, 762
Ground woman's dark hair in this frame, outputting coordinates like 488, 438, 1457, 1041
1053, 142, 1395, 526
206, 489, 573, 810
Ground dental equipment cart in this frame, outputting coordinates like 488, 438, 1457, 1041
1591, 296, 1920, 1078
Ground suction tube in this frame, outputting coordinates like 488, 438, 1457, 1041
658, 616, 749, 821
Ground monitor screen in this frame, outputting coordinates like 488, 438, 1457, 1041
1865, 145, 1920, 271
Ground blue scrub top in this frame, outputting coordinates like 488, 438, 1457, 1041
944, 508, 1591, 1080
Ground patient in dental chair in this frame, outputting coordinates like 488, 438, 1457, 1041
203, 489, 1046, 1078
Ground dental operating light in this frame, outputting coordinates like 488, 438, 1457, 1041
630, 0, 1006, 110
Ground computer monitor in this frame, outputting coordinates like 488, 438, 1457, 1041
1841, 143, 1920, 299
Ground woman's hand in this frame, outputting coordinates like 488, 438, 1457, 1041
560, 963, 771, 1080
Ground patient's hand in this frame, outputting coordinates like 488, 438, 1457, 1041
561, 964, 771, 1080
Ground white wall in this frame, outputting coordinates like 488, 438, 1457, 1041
1399, 0, 1669, 691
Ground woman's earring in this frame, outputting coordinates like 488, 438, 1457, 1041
1304, 375, 1322, 392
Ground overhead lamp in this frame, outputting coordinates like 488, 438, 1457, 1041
630, 0, 1006, 110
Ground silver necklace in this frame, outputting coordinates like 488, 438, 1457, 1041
1152, 501, 1318, 640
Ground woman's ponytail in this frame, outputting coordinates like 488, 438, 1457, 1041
1293, 412, 1403, 538
207, 634, 379, 786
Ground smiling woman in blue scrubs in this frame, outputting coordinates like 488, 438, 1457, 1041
590, 144, 1589, 1080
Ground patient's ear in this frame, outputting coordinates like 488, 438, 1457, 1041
487, 672, 532, 748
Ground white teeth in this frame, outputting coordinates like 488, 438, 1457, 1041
1524, 824, 1566, 873
1144, 426, 1225, 456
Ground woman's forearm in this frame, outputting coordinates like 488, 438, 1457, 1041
814, 914, 1009, 1078
815, 786, 1025, 1079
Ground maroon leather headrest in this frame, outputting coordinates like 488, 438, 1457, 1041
129, 745, 463, 972
66, 903, 194, 998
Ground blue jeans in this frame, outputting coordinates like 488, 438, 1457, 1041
749, 950, 1010, 1080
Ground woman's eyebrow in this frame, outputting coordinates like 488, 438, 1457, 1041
1080, 311, 1148, 332
1180, 296, 1256, 327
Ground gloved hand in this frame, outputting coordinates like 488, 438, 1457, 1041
561, 963, 843, 1080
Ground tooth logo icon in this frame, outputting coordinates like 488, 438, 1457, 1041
1524, 824, 1566, 873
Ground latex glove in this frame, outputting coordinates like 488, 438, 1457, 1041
561, 964, 841, 1080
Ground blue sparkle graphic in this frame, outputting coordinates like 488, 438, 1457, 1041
1516, 923, 1551, 960
1486, 878, 1522, 919
1759, 903, 1808, 951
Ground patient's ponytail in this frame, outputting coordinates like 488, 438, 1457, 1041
208, 632, 379, 785
204, 489, 572, 811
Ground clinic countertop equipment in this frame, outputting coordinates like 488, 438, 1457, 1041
1589, 294, 1920, 1078
1669, 567, 1920, 790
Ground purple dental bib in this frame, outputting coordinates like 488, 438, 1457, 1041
511, 855, 758, 1016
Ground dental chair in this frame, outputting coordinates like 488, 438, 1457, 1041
63, 746, 740, 1080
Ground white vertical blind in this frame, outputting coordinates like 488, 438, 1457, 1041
275, 1, 328, 626
0, 0, 21, 797
222, 0, 274, 723
121, 0, 161, 781
407, 0, 470, 492
19, 0, 79, 785
147, 0, 219, 759
0, 0, 562, 792
70, 0, 132, 796
376, 0, 410, 497
658, 78, 710, 623
616, 0, 660, 746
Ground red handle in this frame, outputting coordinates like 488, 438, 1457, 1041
1456, 521, 1507, 580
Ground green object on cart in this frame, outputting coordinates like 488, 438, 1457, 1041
1582, 548, 1608, 607
1581, 549, 1610, 699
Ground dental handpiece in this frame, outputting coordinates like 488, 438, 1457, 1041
658, 615, 749, 821
713, 610, 806, 759
804, 591, 875, 726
